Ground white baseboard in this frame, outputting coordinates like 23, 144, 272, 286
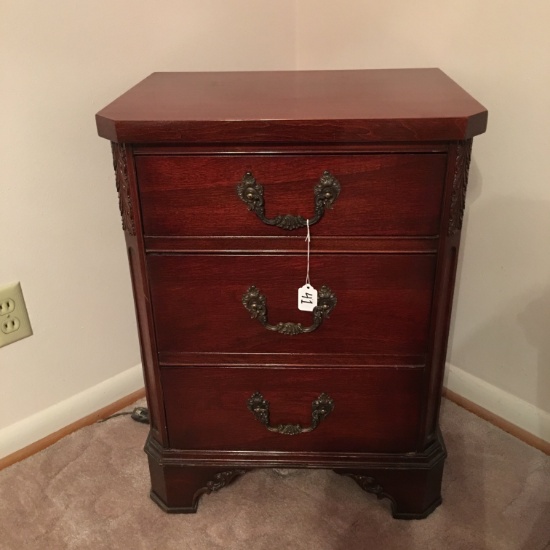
444, 363, 550, 443
0, 364, 144, 460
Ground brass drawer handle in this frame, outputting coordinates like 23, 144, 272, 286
236, 171, 341, 230
247, 392, 334, 435
242, 285, 337, 335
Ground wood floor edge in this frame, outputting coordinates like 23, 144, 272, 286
443, 388, 550, 455
0, 388, 146, 471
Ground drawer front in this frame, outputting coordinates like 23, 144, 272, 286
147, 253, 436, 356
161, 366, 424, 453
136, 154, 446, 237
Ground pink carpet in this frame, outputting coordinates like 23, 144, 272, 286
0, 399, 548, 549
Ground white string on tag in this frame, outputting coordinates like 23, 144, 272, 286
305, 219, 311, 286
298, 219, 318, 312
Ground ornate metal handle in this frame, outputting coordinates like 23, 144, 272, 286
242, 285, 337, 335
247, 392, 334, 435
236, 171, 341, 230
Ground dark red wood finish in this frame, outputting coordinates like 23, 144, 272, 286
96, 69, 487, 519
147, 253, 436, 355
135, 153, 446, 237
96, 69, 487, 143
114, 145, 167, 443
161, 366, 424, 453
143, 235, 439, 255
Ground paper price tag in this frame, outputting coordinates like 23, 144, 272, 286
298, 284, 318, 312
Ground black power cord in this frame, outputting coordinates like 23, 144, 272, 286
130, 407, 150, 424
98, 407, 150, 424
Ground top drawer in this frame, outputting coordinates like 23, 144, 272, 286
135, 154, 447, 237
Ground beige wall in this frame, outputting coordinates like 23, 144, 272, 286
2, 1, 549, 455
296, 2, 550, 434
0, 1, 295, 454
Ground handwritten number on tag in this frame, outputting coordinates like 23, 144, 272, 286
298, 284, 318, 312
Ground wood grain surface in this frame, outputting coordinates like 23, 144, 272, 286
96, 69, 487, 143
147, 253, 437, 355
136, 153, 446, 237
161, 366, 424, 453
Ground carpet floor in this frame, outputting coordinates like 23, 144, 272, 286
0, 399, 548, 550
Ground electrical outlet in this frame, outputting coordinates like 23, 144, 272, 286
0, 282, 33, 348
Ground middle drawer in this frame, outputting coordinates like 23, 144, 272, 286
147, 253, 436, 356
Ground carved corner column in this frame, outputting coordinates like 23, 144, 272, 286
448, 139, 473, 237
111, 142, 136, 236
109, 142, 167, 445
421, 139, 474, 448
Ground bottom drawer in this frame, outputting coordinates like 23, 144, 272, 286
161, 366, 424, 453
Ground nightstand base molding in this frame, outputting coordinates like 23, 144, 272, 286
145, 430, 446, 519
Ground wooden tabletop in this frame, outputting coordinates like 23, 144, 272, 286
96, 69, 487, 144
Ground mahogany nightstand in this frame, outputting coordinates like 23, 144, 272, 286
96, 69, 487, 518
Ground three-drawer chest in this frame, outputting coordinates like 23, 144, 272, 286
96, 69, 487, 519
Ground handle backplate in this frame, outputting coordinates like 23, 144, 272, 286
247, 392, 334, 435
237, 171, 341, 230
242, 285, 337, 335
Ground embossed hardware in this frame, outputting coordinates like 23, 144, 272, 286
236, 171, 341, 230
242, 285, 337, 335
247, 392, 334, 435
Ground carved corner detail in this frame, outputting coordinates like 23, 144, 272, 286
448, 139, 473, 236
343, 473, 397, 511
344, 473, 386, 499
111, 142, 136, 236
205, 470, 246, 493
192, 469, 247, 509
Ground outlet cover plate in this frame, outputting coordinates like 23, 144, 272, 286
0, 282, 33, 348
